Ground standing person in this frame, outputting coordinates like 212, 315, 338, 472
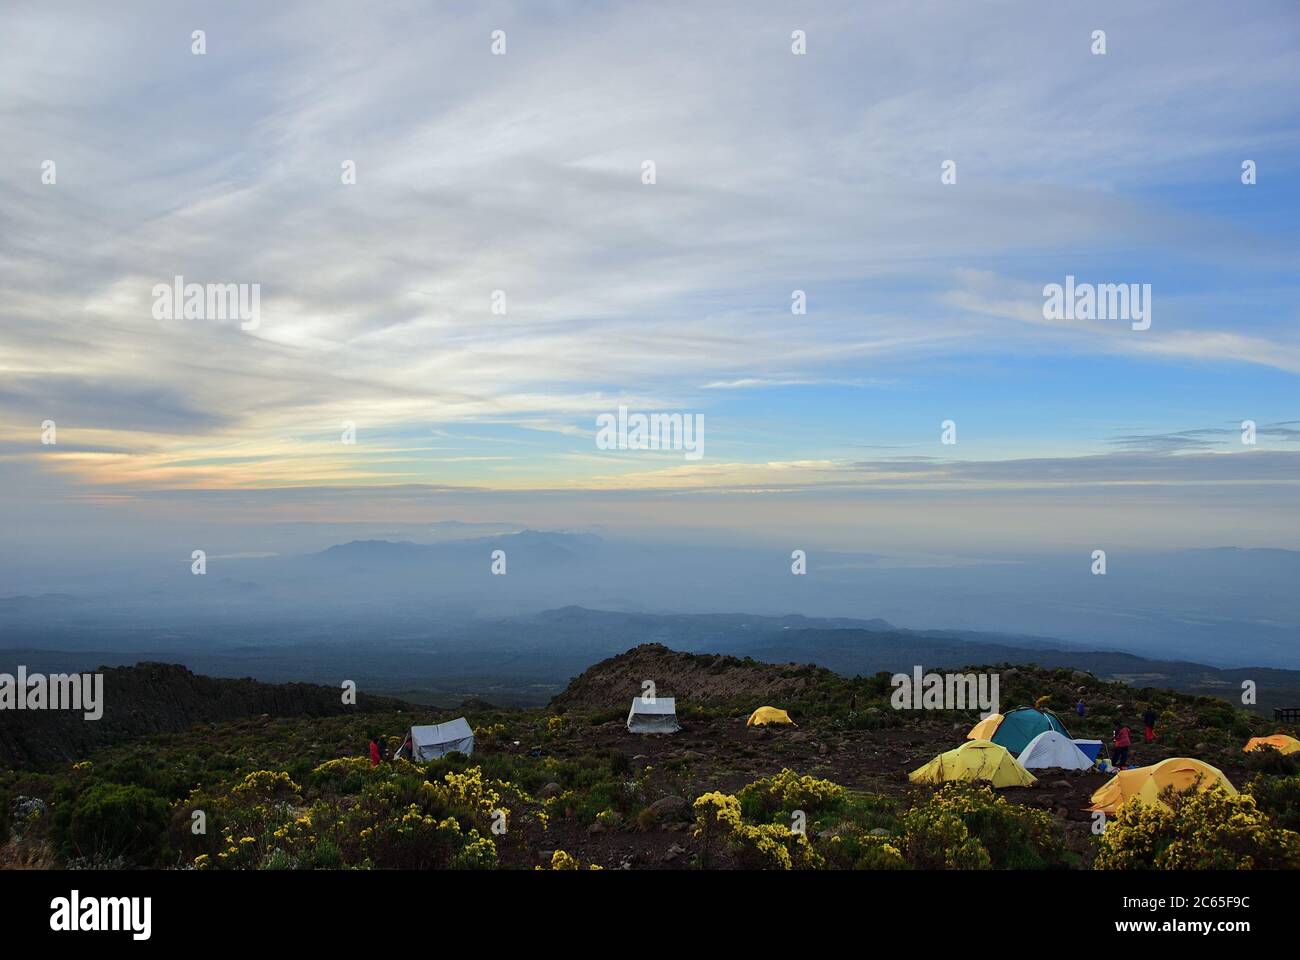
1113, 721, 1132, 768
1143, 706, 1158, 743
1076, 697, 1087, 719
368, 735, 382, 767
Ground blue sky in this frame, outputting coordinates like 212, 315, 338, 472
0, 0, 1297, 555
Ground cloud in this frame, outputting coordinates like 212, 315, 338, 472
0, 0, 1297, 504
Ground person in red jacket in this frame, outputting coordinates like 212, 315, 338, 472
368, 736, 382, 767
1112, 722, 1132, 768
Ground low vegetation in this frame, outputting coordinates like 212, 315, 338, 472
2, 652, 1298, 870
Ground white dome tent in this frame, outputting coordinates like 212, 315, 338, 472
1017, 730, 1094, 770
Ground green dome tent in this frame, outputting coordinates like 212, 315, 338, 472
990, 707, 1071, 756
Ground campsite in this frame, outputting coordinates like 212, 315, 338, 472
3, 643, 1298, 871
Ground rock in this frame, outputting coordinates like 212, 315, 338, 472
1051, 780, 1072, 790
662, 843, 687, 863
817, 742, 829, 756
538, 782, 562, 800
869, 827, 890, 837
646, 795, 690, 822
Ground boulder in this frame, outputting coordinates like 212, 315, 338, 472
646, 795, 690, 823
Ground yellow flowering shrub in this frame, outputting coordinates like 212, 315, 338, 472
427, 766, 503, 819
692, 790, 822, 869
231, 770, 301, 803
898, 806, 990, 869
897, 783, 1062, 870
309, 756, 380, 794
551, 849, 580, 870
738, 769, 844, 820
853, 835, 907, 870
1095, 788, 1300, 870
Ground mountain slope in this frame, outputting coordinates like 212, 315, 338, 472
0, 662, 410, 769
549, 643, 838, 712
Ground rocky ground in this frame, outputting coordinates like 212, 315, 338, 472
510, 708, 1257, 869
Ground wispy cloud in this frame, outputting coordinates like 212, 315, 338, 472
0, 0, 1297, 522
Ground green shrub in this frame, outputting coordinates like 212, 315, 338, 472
58, 782, 171, 866
897, 784, 1065, 870
1244, 748, 1300, 778
609, 750, 632, 777
1246, 773, 1300, 832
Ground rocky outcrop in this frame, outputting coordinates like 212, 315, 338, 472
548, 643, 836, 712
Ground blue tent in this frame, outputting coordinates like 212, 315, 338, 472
1074, 739, 1103, 763
990, 707, 1071, 756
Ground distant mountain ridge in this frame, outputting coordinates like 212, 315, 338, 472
3, 533, 1298, 667
0, 663, 411, 769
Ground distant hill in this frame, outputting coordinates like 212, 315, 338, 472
549, 643, 839, 712
724, 628, 1300, 714
0, 663, 410, 769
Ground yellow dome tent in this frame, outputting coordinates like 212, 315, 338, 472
966, 713, 1003, 741
747, 706, 795, 726
1244, 734, 1300, 755
909, 739, 1036, 788
1086, 757, 1237, 814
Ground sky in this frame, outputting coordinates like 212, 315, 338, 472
1, 0, 1298, 559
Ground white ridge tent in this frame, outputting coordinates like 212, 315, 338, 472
627, 697, 680, 734
1017, 730, 1094, 770
409, 717, 475, 760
